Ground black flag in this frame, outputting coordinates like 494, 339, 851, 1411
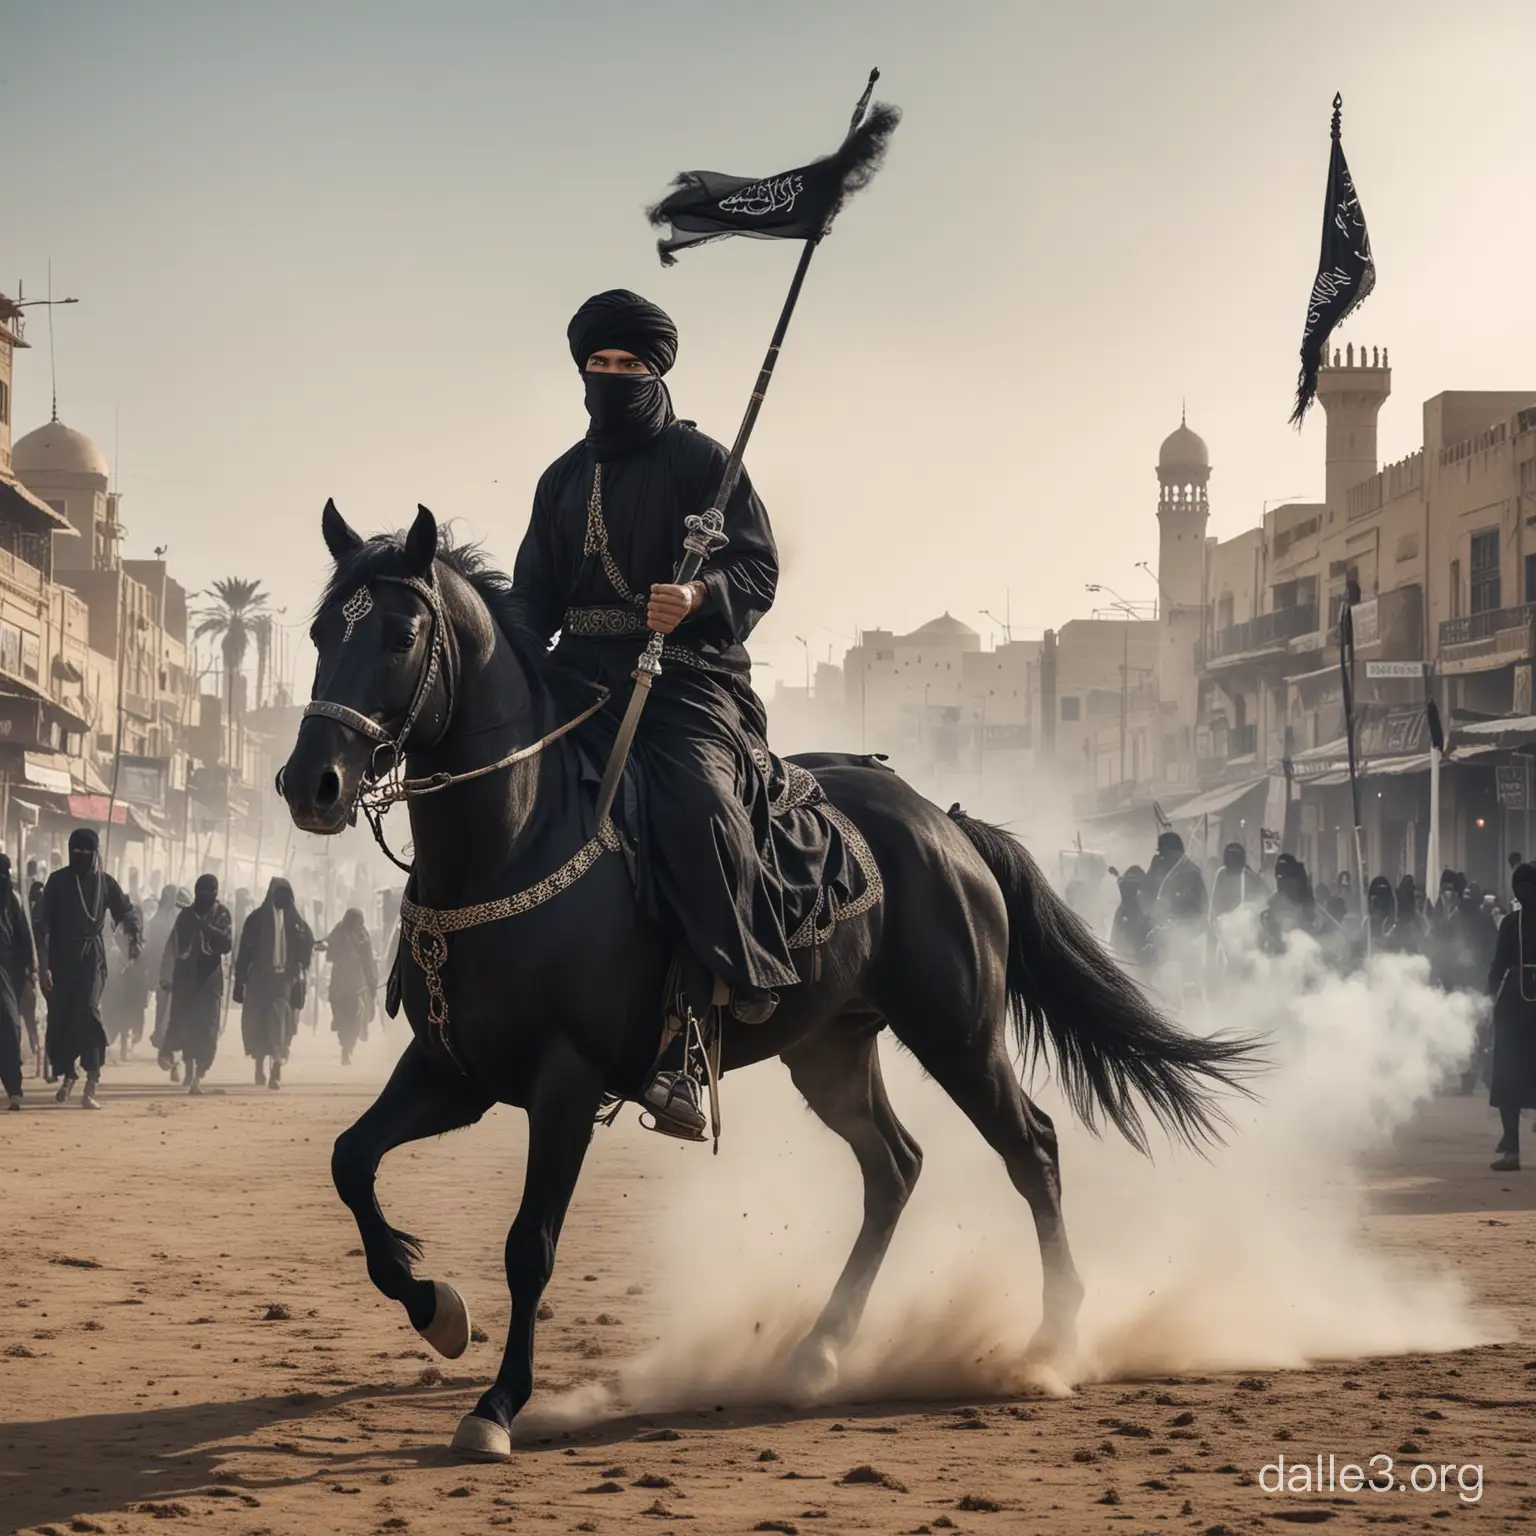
647, 95, 899, 266
1290, 94, 1375, 426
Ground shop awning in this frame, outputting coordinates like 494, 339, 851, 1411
65, 794, 153, 837
1308, 753, 1432, 788
0, 473, 74, 536
1449, 715, 1536, 752
1168, 776, 1266, 824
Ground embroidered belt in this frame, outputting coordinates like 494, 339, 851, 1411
564, 604, 647, 637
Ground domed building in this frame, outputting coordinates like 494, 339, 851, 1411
12, 415, 113, 572
1157, 418, 1210, 485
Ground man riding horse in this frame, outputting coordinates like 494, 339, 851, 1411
506, 288, 794, 1135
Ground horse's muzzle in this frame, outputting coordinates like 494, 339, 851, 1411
281, 717, 364, 836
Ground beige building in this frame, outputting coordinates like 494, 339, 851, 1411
1186, 343, 1536, 890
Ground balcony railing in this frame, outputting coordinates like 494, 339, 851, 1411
1439, 602, 1536, 650
1198, 603, 1319, 668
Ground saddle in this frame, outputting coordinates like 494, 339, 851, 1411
630, 753, 885, 1146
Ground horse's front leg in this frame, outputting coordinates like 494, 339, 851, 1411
331, 1036, 492, 1345
452, 1036, 604, 1461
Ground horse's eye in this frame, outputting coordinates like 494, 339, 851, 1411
390, 623, 418, 653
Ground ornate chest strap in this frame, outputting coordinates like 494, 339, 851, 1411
583, 464, 644, 608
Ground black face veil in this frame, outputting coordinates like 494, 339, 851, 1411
567, 289, 678, 459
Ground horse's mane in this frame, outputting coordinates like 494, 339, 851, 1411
317, 527, 582, 705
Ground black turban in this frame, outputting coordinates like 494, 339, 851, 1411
567, 290, 678, 376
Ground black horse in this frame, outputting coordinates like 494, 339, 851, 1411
280, 502, 1254, 1461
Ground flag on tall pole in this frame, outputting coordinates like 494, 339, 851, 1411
1290, 94, 1375, 426
646, 73, 898, 266
594, 71, 900, 828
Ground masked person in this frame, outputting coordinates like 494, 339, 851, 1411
35, 828, 141, 1108
1485, 862, 1536, 1171
160, 875, 234, 1095
234, 877, 314, 1090
318, 907, 378, 1067
505, 289, 788, 1136
1110, 866, 1152, 962
0, 855, 37, 1110
146, 884, 183, 1073
1393, 875, 1427, 955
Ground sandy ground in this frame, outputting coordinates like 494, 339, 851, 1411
3, 1021, 1535, 1536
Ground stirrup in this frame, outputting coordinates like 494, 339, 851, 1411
730, 985, 779, 1025
639, 1071, 707, 1142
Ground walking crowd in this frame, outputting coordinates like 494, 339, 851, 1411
1086, 832, 1536, 1174
0, 827, 388, 1111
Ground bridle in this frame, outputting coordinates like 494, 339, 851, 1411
289, 567, 608, 872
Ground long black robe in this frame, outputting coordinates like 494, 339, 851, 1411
162, 901, 233, 1071
0, 885, 35, 1099
506, 418, 797, 989
235, 883, 314, 1062
1486, 910, 1536, 1110
35, 866, 140, 1078
324, 918, 378, 1050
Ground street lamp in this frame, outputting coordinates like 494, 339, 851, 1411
794, 634, 811, 693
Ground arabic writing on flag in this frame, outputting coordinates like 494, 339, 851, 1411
1291, 94, 1375, 425
646, 103, 900, 266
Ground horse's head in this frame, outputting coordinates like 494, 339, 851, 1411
281, 500, 460, 835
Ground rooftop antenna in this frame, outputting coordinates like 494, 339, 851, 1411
15, 267, 80, 422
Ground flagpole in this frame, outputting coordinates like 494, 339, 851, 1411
1340, 589, 1368, 954
595, 68, 881, 827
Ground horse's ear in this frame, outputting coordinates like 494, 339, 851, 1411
321, 499, 363, 561
404, 504, 438, 576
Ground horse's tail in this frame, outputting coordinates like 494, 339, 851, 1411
947, 807, 1257, 1154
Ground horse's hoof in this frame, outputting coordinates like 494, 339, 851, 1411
451, 1412, 511, 1461
417, 1280, 471, 1360
783, 1335, 839, 1403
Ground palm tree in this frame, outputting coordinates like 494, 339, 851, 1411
194, 577, 271, 763
251, 613, 274, 713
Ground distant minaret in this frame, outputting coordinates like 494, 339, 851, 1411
1156, 409, 1210, 773
1315, 342, 1390, 521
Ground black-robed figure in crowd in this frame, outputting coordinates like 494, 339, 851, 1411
35, 828, 141, 1108
1146, 831, 1208, 925
1485, 862, 1536, 1171
1260, 854, 1330, 955
234, 876, 314, 1090
0, 855, 37, 1109
505, 289, 790, 1029
27, 860, 49, 1080
1207, 842, 1267, 984
1209, 842, 1267, 923
160, 874, 233, 1095
1393, 875, 1427, 954
147, 884, 183, 1073
1110, 865, 1152, 962
319, 907, 378, 1067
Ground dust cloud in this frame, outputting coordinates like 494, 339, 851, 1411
521, 906, 1500, 1437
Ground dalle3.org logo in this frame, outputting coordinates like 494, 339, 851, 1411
1260, 1453, 1483, 1504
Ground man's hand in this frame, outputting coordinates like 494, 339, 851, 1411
40, 969, 52, 995
128, 941, 142, 962
647, 581, 703, 636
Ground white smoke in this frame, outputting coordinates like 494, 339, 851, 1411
521, 902, 1502, 1435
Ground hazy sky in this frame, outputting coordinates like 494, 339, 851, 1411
6, 0, 1536, 690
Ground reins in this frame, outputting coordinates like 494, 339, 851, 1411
299, 566, 608, 873
297, 559, 623, 1067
